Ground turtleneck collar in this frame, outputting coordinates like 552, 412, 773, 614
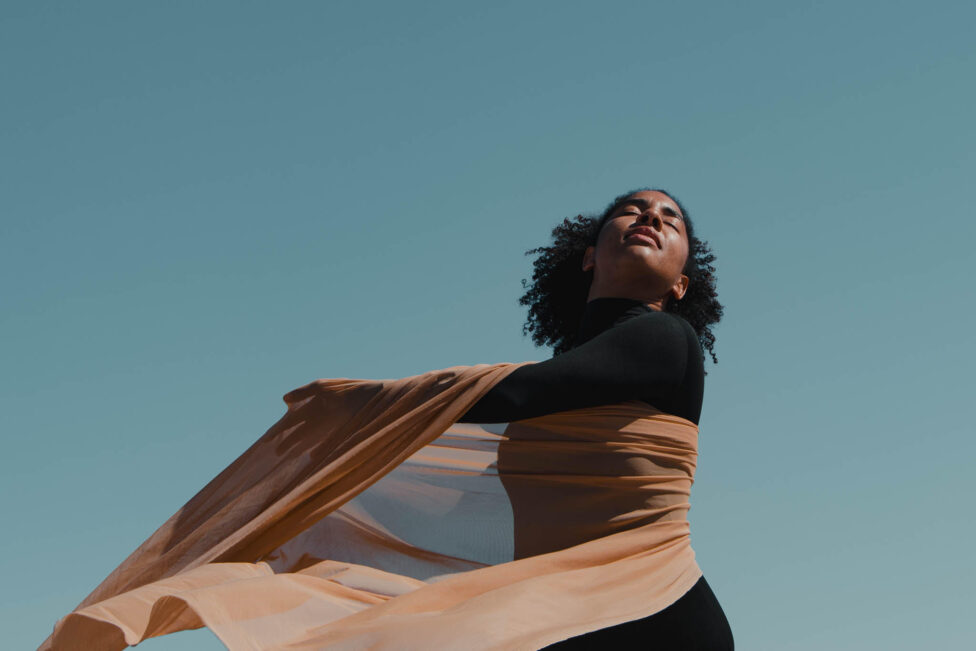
570, 297, 658, 349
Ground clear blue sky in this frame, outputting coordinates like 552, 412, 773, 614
3, 2, 974, 649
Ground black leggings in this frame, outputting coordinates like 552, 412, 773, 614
541, 575, 734, 650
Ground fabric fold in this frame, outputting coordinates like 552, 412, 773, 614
43, 362, 703, 650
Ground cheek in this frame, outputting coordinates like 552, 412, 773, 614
593, 229, 621, 259
674, 243, 691, 274
597, 224, 621, 245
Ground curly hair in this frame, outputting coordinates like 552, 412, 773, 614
518, 188, 723, 363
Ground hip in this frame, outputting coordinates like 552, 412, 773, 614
540, 574, 733, 650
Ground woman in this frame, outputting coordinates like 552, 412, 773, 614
459, 188, 733, 649
43, 188, 732, 651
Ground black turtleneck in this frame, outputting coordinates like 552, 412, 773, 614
459, 297, 704, 424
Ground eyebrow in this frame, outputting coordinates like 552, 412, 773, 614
616, 197, 684, 220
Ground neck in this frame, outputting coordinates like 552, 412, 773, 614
571, 297, 658, 349
586, 286, 668, 312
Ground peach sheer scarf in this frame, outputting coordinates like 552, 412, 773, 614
42, 362, 702, 650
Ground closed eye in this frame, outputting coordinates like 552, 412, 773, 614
618, 209, 681, 231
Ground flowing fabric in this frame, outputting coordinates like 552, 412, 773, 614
42, 362, 702, 650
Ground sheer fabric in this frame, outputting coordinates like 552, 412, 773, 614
42, 363, 702, 650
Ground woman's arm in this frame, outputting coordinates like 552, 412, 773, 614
459, 311, 696, 423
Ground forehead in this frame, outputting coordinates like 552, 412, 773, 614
619, 191, 683, 217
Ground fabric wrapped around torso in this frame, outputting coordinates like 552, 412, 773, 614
41, 362, 702, 650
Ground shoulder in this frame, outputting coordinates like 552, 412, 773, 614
620, 309, 696, 342
620, 311, 703, 368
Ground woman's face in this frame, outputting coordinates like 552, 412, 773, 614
583, 190, 691, 308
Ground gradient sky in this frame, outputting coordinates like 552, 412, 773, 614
3, 2, 974, 649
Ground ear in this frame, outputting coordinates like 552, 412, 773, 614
670, 274, 690, 301
582, 246, 596, 272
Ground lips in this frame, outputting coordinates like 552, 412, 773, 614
625, 227, 661, 248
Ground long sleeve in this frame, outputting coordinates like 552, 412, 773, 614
459, 311, 703, 424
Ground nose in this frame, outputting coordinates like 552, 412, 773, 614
638, 210, 665, 230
